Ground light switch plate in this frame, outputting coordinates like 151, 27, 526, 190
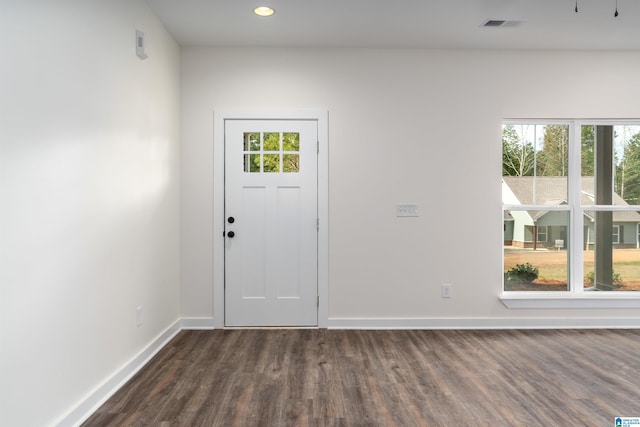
396, 204, 419, 217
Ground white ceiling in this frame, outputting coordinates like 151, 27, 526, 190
145, 0, 640, 50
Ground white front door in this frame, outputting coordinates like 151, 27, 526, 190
224, 119, 318, 326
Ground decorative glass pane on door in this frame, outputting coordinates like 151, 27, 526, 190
263, 133, 280, 151
283, 133, 300, 151
244, 132, 260, 151
283, 154, 299, 173
242, 132, 300, 173
244, 154, 261, 173
263, 154, 280, 173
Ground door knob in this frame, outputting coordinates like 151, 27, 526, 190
227, 231, 235, 238
228, 217, 235, 224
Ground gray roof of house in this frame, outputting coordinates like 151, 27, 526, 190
502, 176, 640, 222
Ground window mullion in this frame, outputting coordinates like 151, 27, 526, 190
569, 122, 583, 292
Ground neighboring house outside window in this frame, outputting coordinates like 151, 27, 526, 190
503, 176, 639, 249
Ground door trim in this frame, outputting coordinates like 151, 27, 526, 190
213, 109, 329, 328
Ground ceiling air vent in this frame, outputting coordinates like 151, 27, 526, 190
481, 19, 524, 28
483, 20, 506, 27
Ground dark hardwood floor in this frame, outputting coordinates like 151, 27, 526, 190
83, 329, 640, 426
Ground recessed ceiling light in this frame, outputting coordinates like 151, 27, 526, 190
254, 6, 275, 17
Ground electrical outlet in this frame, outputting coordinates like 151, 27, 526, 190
136, 306, 143, 327
442, 284, 452, 298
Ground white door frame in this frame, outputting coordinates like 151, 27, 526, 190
213, 109, 329, 328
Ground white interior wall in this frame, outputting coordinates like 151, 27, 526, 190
181, 47, 640, 324
0, 2, 181, 426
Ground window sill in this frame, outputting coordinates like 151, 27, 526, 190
500, 292, 640, 309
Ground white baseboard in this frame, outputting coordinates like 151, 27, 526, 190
328, 317, 640, 329
180, 317, 216, 329
54, 319, 182, 427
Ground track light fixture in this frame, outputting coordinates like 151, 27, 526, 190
574, 0, 620, 17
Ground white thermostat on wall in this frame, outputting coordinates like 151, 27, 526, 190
136, 29, 148, 59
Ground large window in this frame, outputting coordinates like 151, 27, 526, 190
503, 122, 640, 293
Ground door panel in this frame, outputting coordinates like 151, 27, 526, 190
275, 187, 301, 298
240, 186, 267, 298
224, 119, 318, 326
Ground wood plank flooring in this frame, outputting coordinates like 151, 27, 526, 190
83, 329, 640, 426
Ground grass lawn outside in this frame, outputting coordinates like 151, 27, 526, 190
504, 247, 640, 291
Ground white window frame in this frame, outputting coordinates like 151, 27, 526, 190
501, 119, 640, 309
